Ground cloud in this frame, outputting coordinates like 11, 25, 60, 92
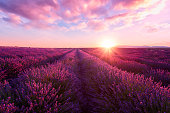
145, 26, 159, 33
0, 0, 59, 20
112, 0, 160, 9
0, 0, 167, 30
145, 23, 170, 33
105, 13, 129, 25
87, 20, 107, 31
2, 13, 22, 25
70, 22, 87, 31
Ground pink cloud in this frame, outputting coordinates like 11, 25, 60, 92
145, 23, 170, 33
0, 0, 59, 20
0, 0, 60, 28
145, 26, 159, 33
2, 14, 21, 25
112, 0, 160, 9
70, 22, 87, 31
87, 20, 107, 31
106, 13, 129, 21
0, 0, 167, 30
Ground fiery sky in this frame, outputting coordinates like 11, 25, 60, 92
0, 0, 170, 48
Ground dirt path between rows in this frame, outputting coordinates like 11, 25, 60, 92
75, 49, 96, 113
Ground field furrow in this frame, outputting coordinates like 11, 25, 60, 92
75, 49, 96, 112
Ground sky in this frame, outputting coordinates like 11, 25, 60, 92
0, 0, 170, 48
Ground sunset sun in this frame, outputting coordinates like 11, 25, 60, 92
101, 40, 115, 48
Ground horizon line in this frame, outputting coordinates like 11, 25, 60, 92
0, 45, 170, 49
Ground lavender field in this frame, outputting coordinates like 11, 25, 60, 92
0, 47, 169, 113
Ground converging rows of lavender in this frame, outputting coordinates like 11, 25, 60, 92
0, 47, 169, 113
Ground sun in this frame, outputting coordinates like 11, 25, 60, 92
101, 40, 115, 48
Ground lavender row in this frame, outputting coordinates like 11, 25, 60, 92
111, 49, 170, 86
0, 47, 69, 59
114, 48, 170, 71
0, 50, 80, 113
0, 48, 72, 81
77, 49, 169, 113
82, 48, 170, 86
82, 48, 148, 74
115, 48, 169, 63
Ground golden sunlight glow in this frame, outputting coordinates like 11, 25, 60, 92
101, 40, 115, 48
